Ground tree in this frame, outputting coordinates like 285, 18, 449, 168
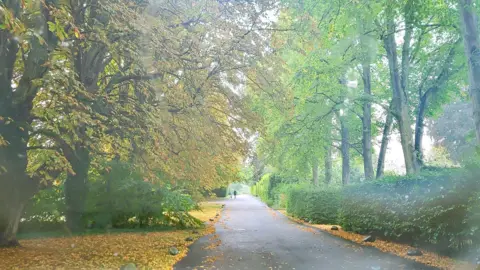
0, 0, 277, 244
381, 1, 419, 174
412, 38, 463, 166
0, 0, 62, 246
458, 0, 480, 143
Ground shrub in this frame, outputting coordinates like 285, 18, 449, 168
252, 173, 272, 204
339, 167, 480, 254
211, 187, 227, 197
21, 161, 201, 233
85, 161, 199, 229
20, 186, 66, 233
287, 186, 341, 224
251, 173, 301, 207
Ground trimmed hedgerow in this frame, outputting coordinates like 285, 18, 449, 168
251, 174, 299, 207
286, 186, 341, 224
339, 167, 480, 253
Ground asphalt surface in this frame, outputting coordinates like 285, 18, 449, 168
175, 195, 437, 270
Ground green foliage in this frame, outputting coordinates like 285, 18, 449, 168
20, 161, 201, 233
210, 187, 228, 198
286, 186, 341, 225
251, 173, 273, 205
86, 161, 199, 229
20, 186, 66, 233
251, 173, 302, 207
339, 167, 480, 253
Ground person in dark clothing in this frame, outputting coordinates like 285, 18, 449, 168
233, 190, 237, 199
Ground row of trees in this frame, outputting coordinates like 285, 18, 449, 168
0, 0, 276, 246
248, 0, 480, 184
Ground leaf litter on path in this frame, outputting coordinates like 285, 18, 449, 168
276, 210, 475, 270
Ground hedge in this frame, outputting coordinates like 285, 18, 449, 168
253, 166, 480, 254
286, 187, 341, 224
251, 173, 272, 205
339, 167, 480, 254
251, 174, 300, 207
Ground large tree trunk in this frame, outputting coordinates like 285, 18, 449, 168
0, 128, 37, 246
340, 118, 350, 185
312, 157, 319, 186
361, 63, 375, 180
376, 109, 393, 179
383, 9, 419, 174
65, 147, 91, 233
459, 0, 480, 143
0, 193, 26, 247
0, 0, 57, 246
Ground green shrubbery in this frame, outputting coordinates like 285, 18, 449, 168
253, 166, 480, 254
20, 186, 66, 233
251, 173, 299, 207
340, 167, 480, 253
20, 161, 201, 233
251, 173, 273, 205
286, 187, 341, 224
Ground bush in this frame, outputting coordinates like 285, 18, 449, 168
339, 167, 480, 254
211, 187, 227, 197
86, 161, 200, 229
251, 173, 300, 207
286, 186, 341, 224
252, 173, 272, 204
21, 161, 201, 233
20, 186, 66, 233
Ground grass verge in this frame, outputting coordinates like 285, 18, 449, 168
0, 202, 223, 270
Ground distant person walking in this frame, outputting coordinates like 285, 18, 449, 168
233, 190, 237, 199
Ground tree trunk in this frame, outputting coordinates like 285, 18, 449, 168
0, 0, 57, 246
65, 147, 91, 233
340, 118, 350, 185
324, 113, 333, 185
383, 11, 419, 174
459, 0, 480, 143
0, 195, 25, 247
0, 130, 37, 247
361, 63, 375, 180
376, 107, 393, 179
312, 156, 319, 186
414, 92, 430, 167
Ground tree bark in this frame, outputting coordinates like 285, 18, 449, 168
312, 156, 319, 186
324, 144, 332, 184
0, 128, 37, 246
458, 0, 480, 143
340, 117, 350, 185
414, 91, 430, 167
65, 146, 91, 233
324, 114, 333, 185
376, 106, 393, 179
361, 63, 375, 180
0, 1, 56, 245
383, 9, 419, 174
0, 193, 25, 247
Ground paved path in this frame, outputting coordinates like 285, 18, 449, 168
175, 195, 437, 270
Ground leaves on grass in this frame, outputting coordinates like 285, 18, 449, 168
0, 203, 222, 270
